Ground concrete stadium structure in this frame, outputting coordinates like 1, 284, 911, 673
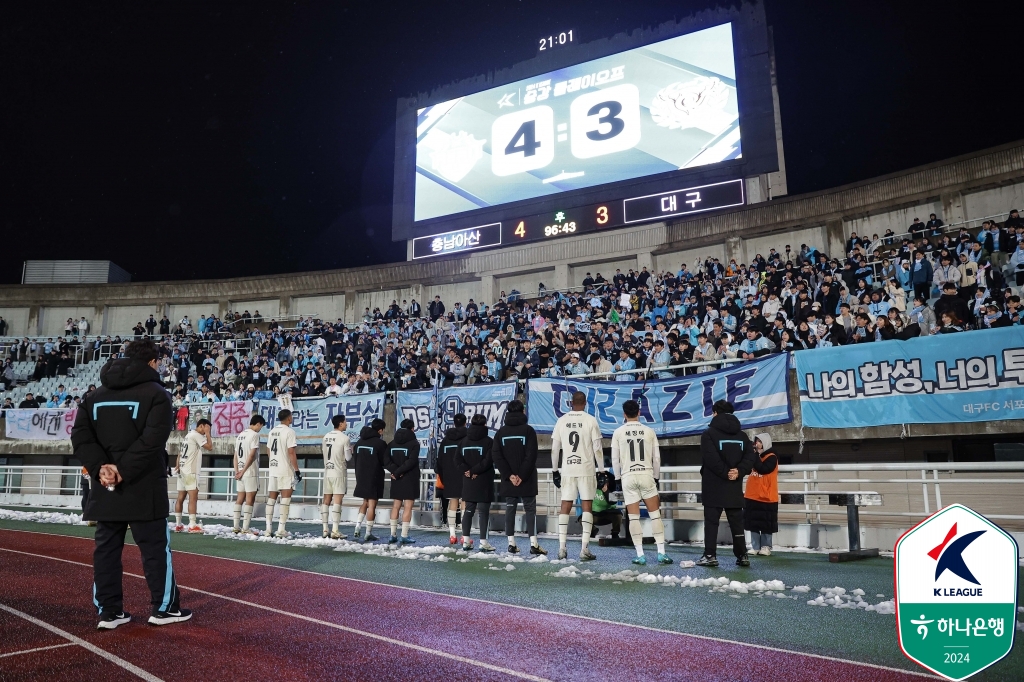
1, 140, 1022, 338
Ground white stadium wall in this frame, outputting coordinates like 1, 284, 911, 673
0, 308, 31, 337
844, 200, 944, 240
229, 299, 280, 318
294, 294, 346, 322
39, 306, 98, 337
356, 288, 417, 317
659, 243, 727, 274
743, 226, 825, 262
962, 185, 1024, 223
105, 305, 163, 336
571, 257, 638, 285
424, 282, 479, 307
168, 304, 220, 325
496, 269, 554, 298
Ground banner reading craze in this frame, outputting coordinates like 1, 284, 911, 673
255, 394, 385, 443
5, 409, 77, 441
397, 382, 518, 454
796, 327, 1024, 429
526, 353, 791, 437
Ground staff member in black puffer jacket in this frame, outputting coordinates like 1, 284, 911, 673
387, 419, 421, 545
697, 400, 756, 568
71, 339, 191, 630
435, 414, 467, 544
352, 418, 389, 543
458, 414, 495, 552
492, 400, 546, 556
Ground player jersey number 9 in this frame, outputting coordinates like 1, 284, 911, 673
567, 430, 581, 465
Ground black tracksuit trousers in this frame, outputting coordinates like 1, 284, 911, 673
93, 519, 180, 616
703, 506, 747, 559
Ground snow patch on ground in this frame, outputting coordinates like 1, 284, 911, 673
0, 508, 85, 525
6, 509, 897, 616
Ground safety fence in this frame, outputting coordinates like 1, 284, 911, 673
3, 462, 1022, 531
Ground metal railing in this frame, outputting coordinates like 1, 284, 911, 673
863, 211, 1010, 282
3, 463, 1022, 530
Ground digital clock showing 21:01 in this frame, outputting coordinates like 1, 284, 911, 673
539, 30, 574, 51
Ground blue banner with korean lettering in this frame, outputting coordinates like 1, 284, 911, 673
255, 394, 385, 443
526, 354, 792, 437
795, 327, 1024, 428
396, 382, 518, 454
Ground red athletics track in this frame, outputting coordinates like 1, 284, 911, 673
0, 529, 931, 682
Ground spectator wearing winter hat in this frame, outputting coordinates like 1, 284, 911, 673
744, 433, 779, 556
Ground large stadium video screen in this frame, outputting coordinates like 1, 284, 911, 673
392, 1, 779, 249
414, 23, 740, 223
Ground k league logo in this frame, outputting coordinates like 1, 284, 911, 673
895, 504, 1018, 680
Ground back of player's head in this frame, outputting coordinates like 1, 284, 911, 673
471, 413, 487, 426
195, 418, 211, 428
331, 414, 346, 428
400, 418, 415, 430
370, 417, 387, 432
507, 399, 524, 413
712, 399, 734, 415
571, 391, 586, 408
278, 409, 292, 422
123, 339, 158, 364
622, 400, 640, 418
250, 415, 266, 426
453, 413, 467, 427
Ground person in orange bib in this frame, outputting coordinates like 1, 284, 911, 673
744, 433, 779, 556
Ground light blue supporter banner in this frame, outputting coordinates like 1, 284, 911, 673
526, 353, 792, 438
255, 394, 385, 443
397, 382, 518, 453
795, 327, 1024, 428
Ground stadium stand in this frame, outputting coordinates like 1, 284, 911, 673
2, 206, 1021, 415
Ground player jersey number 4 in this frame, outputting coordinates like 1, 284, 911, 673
267, 426, 296, 474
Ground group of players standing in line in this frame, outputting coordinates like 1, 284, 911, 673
171, 391, 672, 565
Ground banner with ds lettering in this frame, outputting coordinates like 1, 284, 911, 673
397, 382, 518, 453
255, 394, 386, 443
795, 327, 1024, 428
526, 353, 792, 437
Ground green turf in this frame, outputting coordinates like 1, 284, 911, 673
2, 510, 1022, 681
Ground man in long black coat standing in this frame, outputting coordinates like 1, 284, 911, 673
71, 339, 192, 630
696, 399, 756, 568
491, 400, 547, 556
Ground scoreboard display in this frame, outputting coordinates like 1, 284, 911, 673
393, 1, 778, 257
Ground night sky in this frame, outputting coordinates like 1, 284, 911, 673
1, 0, 1020, 284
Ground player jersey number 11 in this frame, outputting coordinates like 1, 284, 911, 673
491, 83, 641, 176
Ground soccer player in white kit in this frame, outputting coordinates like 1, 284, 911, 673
321, 414, 352, 539
550, 391, 605, 561
232, 415, 265, 534
266, 410, 299, 538
611, 400, 671, 566
174, 419, 212, 532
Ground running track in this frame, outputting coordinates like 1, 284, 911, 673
0, 529, 931, 682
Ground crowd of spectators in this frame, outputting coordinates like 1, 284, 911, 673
3, 210, 1021, 412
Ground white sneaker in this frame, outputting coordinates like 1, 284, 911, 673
478, 540, 495, 552
758, 546, 772, 556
